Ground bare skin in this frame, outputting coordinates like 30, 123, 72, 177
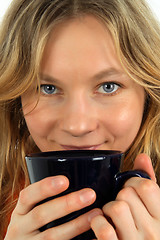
5, 15, 160, 239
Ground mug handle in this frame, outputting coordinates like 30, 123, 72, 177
113, 170, 151, 198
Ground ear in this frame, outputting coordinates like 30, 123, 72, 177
133, 153, 156, 182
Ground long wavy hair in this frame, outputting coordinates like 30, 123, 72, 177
0, 0, 160, 236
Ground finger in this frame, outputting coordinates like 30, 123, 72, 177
116, 184, 160, 238
24, 188, 96, 231
102, 199, 138, 240
117, 186, 151, 230
35, 209, 102, 240
133, 154, 156, 182
91, 215, 118, 240
124, 177, 160, 219
14, 176, 69, 215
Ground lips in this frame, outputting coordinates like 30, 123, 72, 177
61, 144, 102, 150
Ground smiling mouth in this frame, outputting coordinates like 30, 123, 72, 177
61, 144, 102, 150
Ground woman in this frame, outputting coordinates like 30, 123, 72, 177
0, 0, 160, 239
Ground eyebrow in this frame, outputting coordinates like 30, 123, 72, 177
91, 68, 125, 81
39, 68, 125, 84
39, 74, 61, 85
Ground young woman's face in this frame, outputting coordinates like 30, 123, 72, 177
21, 15, 145, 152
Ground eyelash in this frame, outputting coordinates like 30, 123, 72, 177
39, 82, 121, 96
40, 84, 58, 95
96, 82, 121, 96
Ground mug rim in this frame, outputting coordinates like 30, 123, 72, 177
26, 150, 122, 159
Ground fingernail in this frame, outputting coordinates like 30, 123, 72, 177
79, 189, 95, 204
51, 176, 67, 188
88, 210, 102, 223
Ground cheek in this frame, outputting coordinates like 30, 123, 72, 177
23, 108, 58, 152
103, 101, 144, 150
25, 113, 49, 136
22, 100, 56, 139
114, 108, 141, 134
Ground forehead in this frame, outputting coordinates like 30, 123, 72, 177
41, 15, 124, 76
43, 15, 116, 56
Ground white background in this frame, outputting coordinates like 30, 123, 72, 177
0, 0, 12, 22
0, 0, 160, 22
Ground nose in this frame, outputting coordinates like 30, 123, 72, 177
60, 96, 98, 137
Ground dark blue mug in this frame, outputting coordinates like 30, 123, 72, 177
25, 150, 150, 240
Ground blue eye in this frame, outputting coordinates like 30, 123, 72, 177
98, 82, 119, 94
40, 84, 57, 95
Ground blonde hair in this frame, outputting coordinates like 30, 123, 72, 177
0, 0, 160, 236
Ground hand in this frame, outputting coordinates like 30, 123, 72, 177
90, 154, 160, 239
4, 176, 102, 240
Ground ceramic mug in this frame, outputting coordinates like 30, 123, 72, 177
25, 150, 150, 240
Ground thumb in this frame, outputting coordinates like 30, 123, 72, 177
133, 153, 156, 182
